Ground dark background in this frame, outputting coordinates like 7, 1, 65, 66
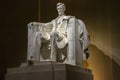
0, 0, 120, 80
0, 0, 39, 80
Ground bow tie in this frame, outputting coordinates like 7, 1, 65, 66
57, 16, 70, 24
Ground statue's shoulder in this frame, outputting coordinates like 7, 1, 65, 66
77, 19, 85, 25
68, 16, 84, 22
50, 15, 76, 23
77, 18, 84, 22
50, 17, 58, 23
69, 16, 84, 23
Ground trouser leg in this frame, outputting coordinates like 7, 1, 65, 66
50, 32, 57, 61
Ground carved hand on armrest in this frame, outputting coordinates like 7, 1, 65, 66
28, 22, 45, 27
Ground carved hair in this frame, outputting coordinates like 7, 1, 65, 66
57, 2, 66, 9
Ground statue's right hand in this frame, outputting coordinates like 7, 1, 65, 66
27, 22, 34, 27
28, 22, 45, 27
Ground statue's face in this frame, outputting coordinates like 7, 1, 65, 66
57, 5, 65, 16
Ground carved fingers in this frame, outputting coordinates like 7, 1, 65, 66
27, 22, 45, 27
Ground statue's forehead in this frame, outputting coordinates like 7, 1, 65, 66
57, 5, 64, 9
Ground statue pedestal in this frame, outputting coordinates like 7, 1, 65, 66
5, 61, 93, 80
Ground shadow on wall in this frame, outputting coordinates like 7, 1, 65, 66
85, 44, 120, 80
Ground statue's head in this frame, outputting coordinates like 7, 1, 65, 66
56, 2, 66, 16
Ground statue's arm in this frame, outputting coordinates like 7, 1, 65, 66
44, 22, 53, 29
28, 22, 53, 28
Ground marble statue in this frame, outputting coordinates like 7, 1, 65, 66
27, 2, 90, 67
